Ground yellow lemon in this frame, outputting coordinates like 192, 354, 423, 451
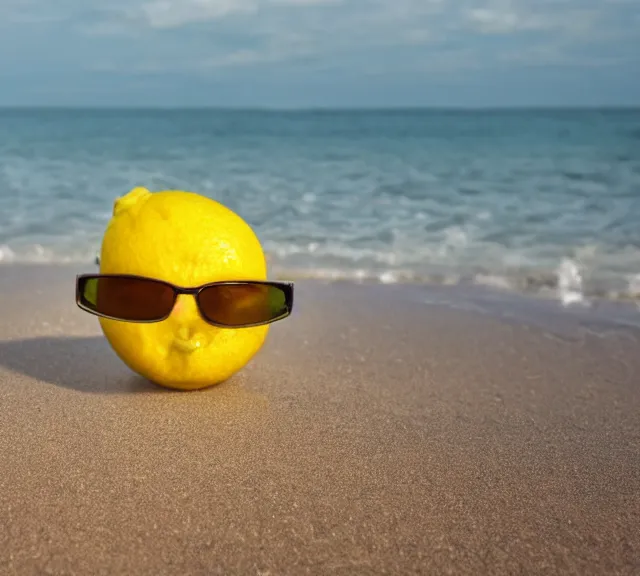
98, 186, 269, 390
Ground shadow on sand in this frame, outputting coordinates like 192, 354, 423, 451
0, 335, 191, 394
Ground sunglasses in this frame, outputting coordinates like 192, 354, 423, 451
76, 274, 294, 328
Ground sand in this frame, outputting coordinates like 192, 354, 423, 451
0, 264, 639, 575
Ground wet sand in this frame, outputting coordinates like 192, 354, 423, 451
0, 265, 639, 575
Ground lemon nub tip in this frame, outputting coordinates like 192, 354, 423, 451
113, 186, 152, 216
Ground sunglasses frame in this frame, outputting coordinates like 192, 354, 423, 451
75, 273, 294, 328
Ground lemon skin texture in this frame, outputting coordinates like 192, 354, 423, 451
98, 187, 270, 391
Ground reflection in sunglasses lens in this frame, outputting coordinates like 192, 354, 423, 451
198, 283, 288, 326
81, 276, 175, 321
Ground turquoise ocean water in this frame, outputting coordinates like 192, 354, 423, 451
0, 108, 639, 303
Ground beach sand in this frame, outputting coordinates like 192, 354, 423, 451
0, 265, 638, 575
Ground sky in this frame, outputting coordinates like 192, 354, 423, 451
0, 0, 639, 107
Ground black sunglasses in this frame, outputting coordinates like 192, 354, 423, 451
76, 274, 294, 328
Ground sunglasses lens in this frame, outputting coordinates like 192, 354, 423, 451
198, 283, 289, 327
79, 276, 175, 321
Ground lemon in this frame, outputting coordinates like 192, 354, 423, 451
98, 186, 269, 391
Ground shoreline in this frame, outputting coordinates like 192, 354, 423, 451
2, 261, 640, 330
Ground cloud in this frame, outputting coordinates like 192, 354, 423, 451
139, 0, 258, 29
0, 0, 70, 24
2, 0, 640, 79
88, 0, 347, 31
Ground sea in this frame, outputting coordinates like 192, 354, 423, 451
1, 107, 639, 306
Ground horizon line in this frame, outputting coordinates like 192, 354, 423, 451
0, 104, 638, 112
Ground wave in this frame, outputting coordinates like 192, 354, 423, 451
0, 243, 98, 265
268, 261, 640, 306
2, 241, 640, 307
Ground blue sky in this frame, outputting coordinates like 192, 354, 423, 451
1, 0, 639, 107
